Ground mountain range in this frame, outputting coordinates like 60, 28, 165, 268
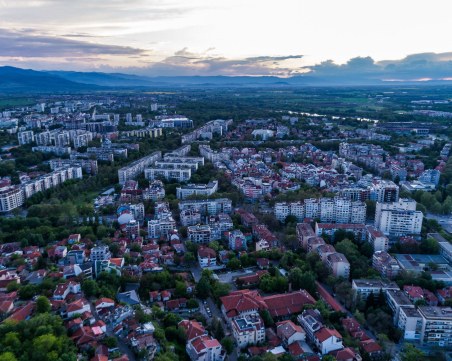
0, 66, 451, 92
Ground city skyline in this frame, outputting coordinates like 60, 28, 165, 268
1, 0, 452, 79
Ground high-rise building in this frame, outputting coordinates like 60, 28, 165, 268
375, 199, 423, 237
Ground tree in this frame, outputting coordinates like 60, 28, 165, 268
0, 352, 17, 361
103, 336, 118, 348
228, 258, 241, 270
221, 337, 234, 355
259, 309, 274, 327
196, 277, 211, 299
36, 296, 51, 313
82, 279, 100, 298
187, 299, 199, 309
401, 343, 425, 361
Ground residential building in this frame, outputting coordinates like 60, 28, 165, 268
180, 209, 202, 227
188, 225, 212, 244
366, 226, 389, 252
276, 320, 305, 346
90, 246, 111, 262
372, 251, 400, 279
179, 198, 232, 216
176, 181, 218, 200
385, 289, 414, 324
397, 306, 422, 341
375, 199, 423, 237
0, 186, 24, 212
231, 314, 265, 347
198, 246, 217, 268
118, 151, 161, 184
313, 328, 343, 355
186, 335, 224, 361
228, 230, 247, 251
17, 130, 34, 145
326, 252, 350, 278
352, 279, 400, 300
418, 306, 452, 347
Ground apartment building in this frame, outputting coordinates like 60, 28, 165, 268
352, 279, 400, 300
145, 165, 192, 182
176, 181, 218, 200
90, 246, 112, 262
17, 130, 34, 145
179, 198, 232, 216
228, 230, 247, 251
397, 306, 422, 342
0, 186, 24, 212
274, 197, 366, 224
326, 253, 350, 278
375, 199, 423, 237
180, 209, 202, 227
366, 226, 389, 252
231, 314, 265, 348
188, 225, 212, 244
372, 251, 400, 279
418, 306, 452, 347
118, 151, 161, 185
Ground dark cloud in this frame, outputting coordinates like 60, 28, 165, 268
0, 28, 148, 58
305, 53, 452, 82
128, 50, 305, 76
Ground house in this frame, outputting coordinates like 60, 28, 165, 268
262, 290, 315, 319
179, 319, 207, 341
236, 270, 268, 288
166, 298, 187, 312
95, 298, 115, 311
359, 339, 383, 359
5, 302, 35, 322
198, 247, 217, 268
276, 320, 306, 346
256, 258, 270, 269
329, 347, 362, 361
313, 328, 343, 354
53, 281, 81, 300
220, 290, 264, 321
65, 298, 91, 318
186, 335, 225, 361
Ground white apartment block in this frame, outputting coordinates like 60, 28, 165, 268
188, 225, 212, 244
352, 279, 400, 300
375, 199, 423, 237
176, 181, 218, 200
180, 209, 202, 227
118, 151, 161, 185
366, 226, 389, 252
397, 306, 422, 341
17, 130, 34, 145
21, 166, 82, 199
231, 314, 265, 348
275, 197, 366, 224
145, 166, 191, 182
418, 306, 452, 347
326, 252, 350, 278
179, 198, 232, 216
90, 246, 111, 262
0, 186, 24, 212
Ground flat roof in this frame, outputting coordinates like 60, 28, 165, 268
418, 306, 452, 320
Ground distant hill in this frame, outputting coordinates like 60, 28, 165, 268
0, 66, 95, 92
1, 65, 451, 92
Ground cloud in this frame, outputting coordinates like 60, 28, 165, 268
301, 53, 452, 83
124, 50, 305, 76
0, 28, 148, 58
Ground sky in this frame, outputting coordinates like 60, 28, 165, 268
1, 0, 452, 78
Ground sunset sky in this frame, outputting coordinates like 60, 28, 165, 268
1, 0, 452, 76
